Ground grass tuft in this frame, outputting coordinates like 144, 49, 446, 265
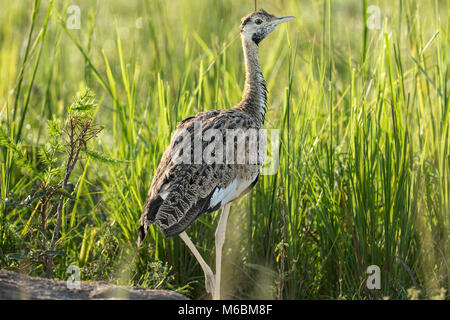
0, 0, 448, 299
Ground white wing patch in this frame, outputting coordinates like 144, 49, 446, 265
209, 174, 258, 209
159, 191, 169, 200
159, 183, 169, 200
210, 179, 237, 208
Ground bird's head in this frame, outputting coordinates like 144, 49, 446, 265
240, 9, 295, 45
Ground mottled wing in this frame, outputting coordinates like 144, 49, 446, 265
138, 109, 261, 243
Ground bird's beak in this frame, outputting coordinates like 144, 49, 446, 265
274, 15, 296, 25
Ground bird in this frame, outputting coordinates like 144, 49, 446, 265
137, 9, 295, 300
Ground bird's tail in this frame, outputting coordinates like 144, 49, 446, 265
137, 224, 147, 247
137, 194, 164, 247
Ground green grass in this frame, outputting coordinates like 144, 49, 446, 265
0, 0, 448, 299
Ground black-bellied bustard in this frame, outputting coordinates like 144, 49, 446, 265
138, 9, 294, 300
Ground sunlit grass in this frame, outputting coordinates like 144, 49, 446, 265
0, 0, 448, 299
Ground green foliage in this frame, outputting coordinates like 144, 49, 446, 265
0, 0, 448, 299
68, 89, 97, 120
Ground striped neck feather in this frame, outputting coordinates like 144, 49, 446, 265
236, 37, 267, 126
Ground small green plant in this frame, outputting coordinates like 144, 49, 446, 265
1, 88, 103, 277
0, 0, 448, 299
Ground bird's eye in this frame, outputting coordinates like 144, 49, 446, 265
255, 19, 263, 25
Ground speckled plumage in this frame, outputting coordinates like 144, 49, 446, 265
139, 108, 264, 238
138, 9, 291, 243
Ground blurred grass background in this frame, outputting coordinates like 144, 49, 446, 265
0, 0, 448, 299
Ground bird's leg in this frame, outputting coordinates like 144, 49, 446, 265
179, 231, 216, 295
214, 203, 231, 300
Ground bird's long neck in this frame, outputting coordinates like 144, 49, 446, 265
235, 36, 267, 126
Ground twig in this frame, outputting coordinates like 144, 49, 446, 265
46, 118, 101, 277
